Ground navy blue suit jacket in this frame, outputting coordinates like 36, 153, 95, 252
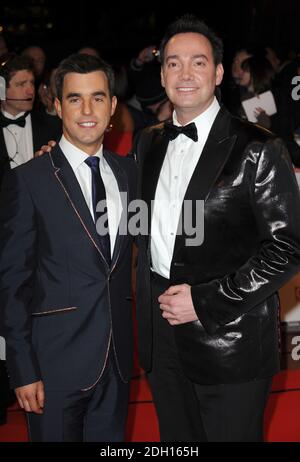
0, 145, 137, 391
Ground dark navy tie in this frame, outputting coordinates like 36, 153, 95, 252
85, 156, 111, 264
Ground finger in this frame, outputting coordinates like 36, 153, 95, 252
160, 307, 177, 320
22, 399, 32, 413
49, 140, 57, 147
37, 387, 45, 410
164, 284, 185, 295
159, 303, 172, 313
42, 144, 52, 152
162, 311, 176, 320
27, 395, 42, 414
16, 395, 24, 409
34, 150, 43, 157
158, 294, 172, 304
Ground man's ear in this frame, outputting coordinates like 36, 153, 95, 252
54, 97, 62, 119
161, 67, 166, 88
111, 95, 117, 117
216, 63, 224, 86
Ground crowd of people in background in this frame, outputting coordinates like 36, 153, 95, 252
1, 33, 300, 164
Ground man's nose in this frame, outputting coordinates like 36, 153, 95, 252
82, 98, 92, 114
25, 83, 35, 96
181, 64, 193, 80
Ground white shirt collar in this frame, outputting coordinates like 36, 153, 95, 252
59, 135, 103, 171
2, 110, 26, 120
173, 96, 220, 132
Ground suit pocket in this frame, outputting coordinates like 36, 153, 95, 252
31, 306, 78, 316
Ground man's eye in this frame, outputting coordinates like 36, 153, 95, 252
70, 98, 79, 103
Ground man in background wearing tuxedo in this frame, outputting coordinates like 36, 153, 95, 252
0, 53, 61, 185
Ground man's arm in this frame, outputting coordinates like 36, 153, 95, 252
191, 139, 300, 335
159, 139, 300, 333
0, 169, 42, 390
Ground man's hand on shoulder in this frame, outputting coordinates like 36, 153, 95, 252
34, 140, 57, 157
15, 380, 45, 414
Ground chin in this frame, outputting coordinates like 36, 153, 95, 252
22, 104, 34, 111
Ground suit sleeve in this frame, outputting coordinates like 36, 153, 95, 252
191, 139, 300, 335
0, 169, 41, 388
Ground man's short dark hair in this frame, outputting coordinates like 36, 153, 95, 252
0, 53, 34, 87
159, 14, 223, 66
55, 53, 115, 101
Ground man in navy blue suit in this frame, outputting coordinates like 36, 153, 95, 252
0, 54, 137, 442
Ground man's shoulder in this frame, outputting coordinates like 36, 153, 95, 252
104, 149, 137, 179
230, 112, 277, 145
1, 153, 54, 197
104, 149, 136, 166
12, 152, 53, 178
132, 122, 165, 159
226, 112, 289, 169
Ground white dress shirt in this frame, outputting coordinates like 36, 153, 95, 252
59, 136, 122, 256
2, 111, 34, 169
151, 97, 220, 279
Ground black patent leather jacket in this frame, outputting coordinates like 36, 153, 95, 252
135, 106, 300, 384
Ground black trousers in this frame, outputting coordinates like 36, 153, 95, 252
27, 351, 129, 442
148, 272, 272, 442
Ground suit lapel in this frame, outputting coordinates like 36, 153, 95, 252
49, 146, 109, 267
172, 107, 237, 259
183, 108, 237, 203
140, 127, 169, 253
103, 150, 129, 269
141, 127, 169, 208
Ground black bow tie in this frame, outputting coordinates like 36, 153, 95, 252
0, 111, 29, 128
164, 120, 198, 142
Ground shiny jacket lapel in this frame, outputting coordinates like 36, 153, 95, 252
172, 107, 237, 259
183, 106, 237, 203
141, 125, 169, 210
141, 108, 237, 220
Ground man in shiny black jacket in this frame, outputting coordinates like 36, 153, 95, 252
135, 14, 300, 442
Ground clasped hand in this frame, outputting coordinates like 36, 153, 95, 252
158, 283, 198, 326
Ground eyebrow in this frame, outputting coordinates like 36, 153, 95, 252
66, 91, 107, 98
16, 79, 34, 85
165, 54, 209, 62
